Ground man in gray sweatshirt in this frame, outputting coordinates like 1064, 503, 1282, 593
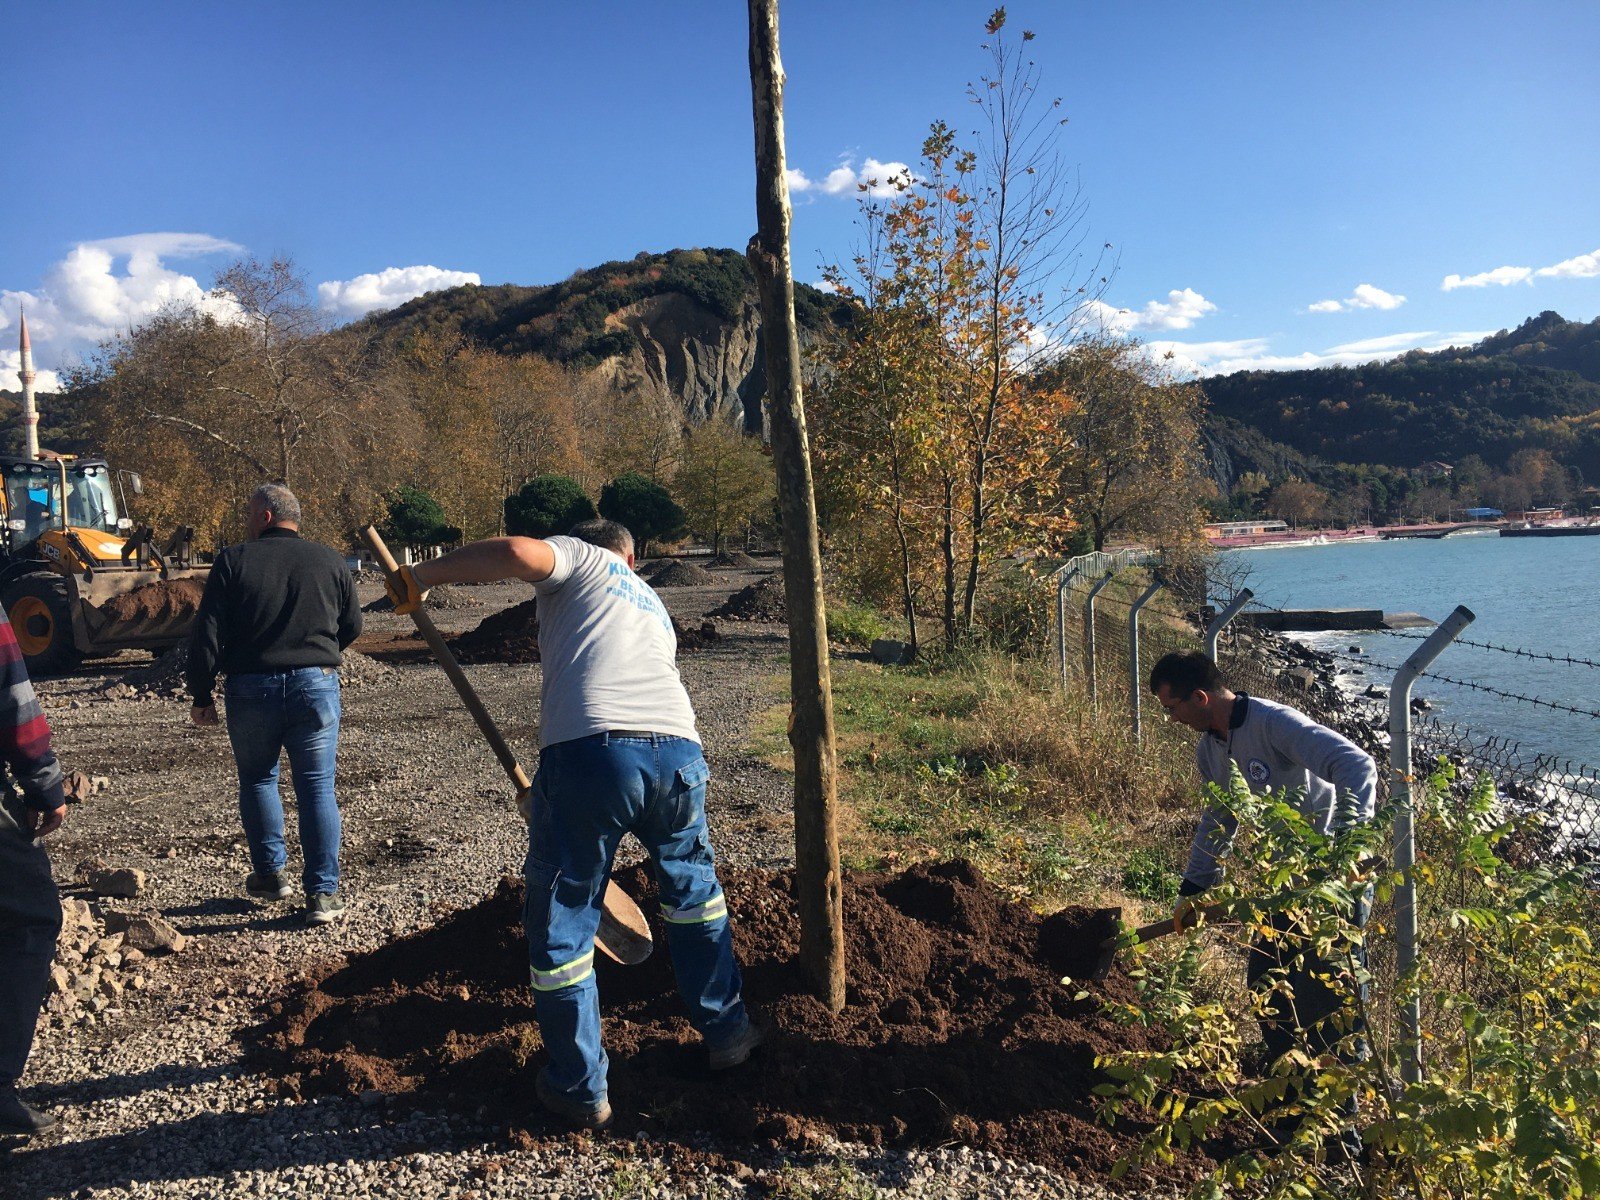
1150, 650, 1375, 1152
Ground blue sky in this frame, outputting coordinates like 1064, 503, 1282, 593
4, 0, 1597, 388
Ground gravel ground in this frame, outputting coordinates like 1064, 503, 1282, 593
1, 571, 1173, 1199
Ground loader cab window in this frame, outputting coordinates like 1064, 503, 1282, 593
5, 466, 56, 543
66, 466, 120, 534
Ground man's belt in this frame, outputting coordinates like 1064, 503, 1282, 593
607, 729, 660, 739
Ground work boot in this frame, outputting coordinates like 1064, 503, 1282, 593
305, 892, 347, 926
708, 1021, 765, 1070
246, 870, 294, 901
0, 1086, 56, 1136
535, 1069, 612, 1131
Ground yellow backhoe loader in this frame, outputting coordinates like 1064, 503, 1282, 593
0, 451, 210, 675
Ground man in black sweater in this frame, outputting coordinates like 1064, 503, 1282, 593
187, 484, 361, 925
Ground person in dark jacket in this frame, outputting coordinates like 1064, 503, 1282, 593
0, 604, 68, 1136
188, 484, 361, 925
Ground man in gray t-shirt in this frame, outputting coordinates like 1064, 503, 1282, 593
393, 519, 758, 1131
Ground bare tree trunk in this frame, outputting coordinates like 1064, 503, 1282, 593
941, 477, 958, 649
747, 0, 845, 1012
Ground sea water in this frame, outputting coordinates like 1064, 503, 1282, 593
1227, 533, 1600, 767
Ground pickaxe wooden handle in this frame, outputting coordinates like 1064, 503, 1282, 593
359, 526, 653, 967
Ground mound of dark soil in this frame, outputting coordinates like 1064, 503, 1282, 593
98, 578, 206, 623
710, 575, 787, 623
451, 598, 542, 664
645, 561, 717, 588
249, 859, 1191, 1181
674, 618, 720, 650
711, 551, 762, 569
451, 601, 719, 665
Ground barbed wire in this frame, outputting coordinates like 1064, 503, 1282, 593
1373, 627, 1600, 669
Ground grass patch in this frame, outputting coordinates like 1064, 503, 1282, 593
742, 650, 1204, 920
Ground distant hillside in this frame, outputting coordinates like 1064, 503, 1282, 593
1201, 312, 1600, 492
355, 247, 853, 430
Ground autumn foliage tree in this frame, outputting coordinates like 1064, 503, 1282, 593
815, 9, 1110, 646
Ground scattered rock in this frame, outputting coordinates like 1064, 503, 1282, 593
62, 770, 112, 803
88, 867, 146, 899
1364, 684, 1389, 699
102, 911, 187, 955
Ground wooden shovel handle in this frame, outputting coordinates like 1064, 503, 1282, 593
361, 527, 531, 792
1124, 902, 1231, 948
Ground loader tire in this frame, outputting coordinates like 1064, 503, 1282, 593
2, 576, 82, 677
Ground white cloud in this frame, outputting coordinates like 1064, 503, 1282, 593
787, 156, 916, 200
1535, 247, 1600, 280
1, 232, 241, 386
1085, 287, 1217, 334
1442, 264, 1534, 290
1443, 243, 1600, 290
316, 265, 481, 319
1306, 282, 1406, 313
1149, 328, 1493, 378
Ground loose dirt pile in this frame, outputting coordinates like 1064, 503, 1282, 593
97, 578, 206, 623
452, 601, 719, 665
642, 561, 717, 588
363, 584, 483, 613
710, 575, 787, 622
711, 551, 763, 569
451, 598, 542, 665
250, 859, 1191, 1181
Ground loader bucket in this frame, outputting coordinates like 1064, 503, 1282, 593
68, 567, 210, 655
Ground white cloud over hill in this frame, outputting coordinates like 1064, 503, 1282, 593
1442, 244, 1600, 290
1149, 328, 1494, 377
317, 265, 482, 319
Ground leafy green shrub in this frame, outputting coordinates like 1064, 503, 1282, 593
1094, 764, 1600, 1199
599, 472, 686, 551
504, 475, 596, 537
1119, 847, 1182, 907
382, 485, 460, 545
974, 560, 1054, 656
827, 602, 889, 648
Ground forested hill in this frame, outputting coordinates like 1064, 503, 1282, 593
354, 246, 851, 370
1201, 312, 1600, 487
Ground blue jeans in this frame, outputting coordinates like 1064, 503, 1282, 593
224, 667, 343, 897
525, 733, 748, 1110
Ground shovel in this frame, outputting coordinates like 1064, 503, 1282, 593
1080, 902, 1229, 982
360, 526, 653, 967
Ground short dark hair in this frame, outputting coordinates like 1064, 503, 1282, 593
567, 518, 634, 557
1149, 650, 1225, 698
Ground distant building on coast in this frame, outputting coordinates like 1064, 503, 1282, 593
1464, 507, 1504, 520
1204, 519, 1288, 540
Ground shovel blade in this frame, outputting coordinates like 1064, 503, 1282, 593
596, 880, 654, 965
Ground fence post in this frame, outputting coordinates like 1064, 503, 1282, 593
1128, 575, 1166, 742
1054, 562, 1081, 690
1203, 588, 1254, 661
1389, 603, 1475, 1085
1084, 570, 1118, 708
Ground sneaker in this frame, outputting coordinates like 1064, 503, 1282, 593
246, 870, 294, 901
305, 892, 347, 926
535, 1069, 612, 1131
708, 1021, 765, 1070
0, 1087, 56, 1136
